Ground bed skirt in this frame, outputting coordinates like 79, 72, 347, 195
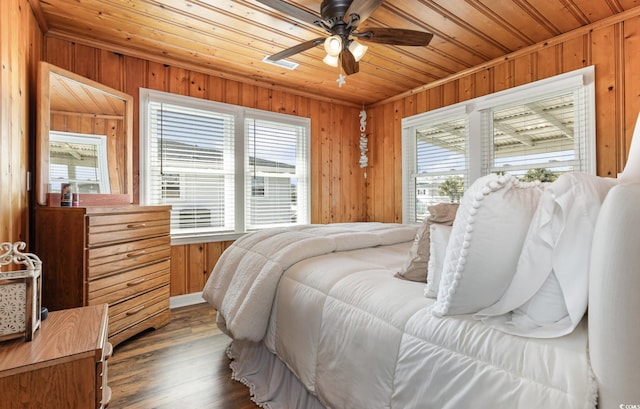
227, 339, 327, 409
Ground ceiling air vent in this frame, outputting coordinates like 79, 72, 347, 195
262, 56, 299, 70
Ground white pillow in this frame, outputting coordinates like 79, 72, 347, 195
395, 203, 458, 283
395, 219, 431, 282
510, 272, 568, 330
475, 172, 617, 337
424, 224, 452, 298
432, 174, 544, 317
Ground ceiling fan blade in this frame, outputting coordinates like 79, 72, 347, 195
267, 37, 325, 61
255, 0, 321, 26
345, 0, 384, 28
355, 28, 434, 46
340, 49, 359, 75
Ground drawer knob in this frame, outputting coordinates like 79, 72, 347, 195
104, 342, 114, 360
126, 223, 147, 229
100, 385, 112, 408
126, 305, 145, 316
126, 249, 147, 258
126, 277, 146, 287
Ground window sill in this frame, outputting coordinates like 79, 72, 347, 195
170, 232, 245, 246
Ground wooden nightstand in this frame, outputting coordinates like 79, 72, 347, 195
0, 304, 112, 409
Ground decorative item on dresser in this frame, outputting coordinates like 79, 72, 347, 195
0, 304, 112, 409
34, 205, 172, 346
0, 242, 42, 342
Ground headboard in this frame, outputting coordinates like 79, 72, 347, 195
589, 114, 640, 408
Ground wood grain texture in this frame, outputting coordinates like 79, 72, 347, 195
39, 37, 367, 297
0, 304, 107, 374
29, 0, 640, 105
4, 1, 640, 298
108, 303, 258, 409
0, 0, 42, 245
365, 13, 640, 222
39, 41, 368, 218
0, 305, 109, 409
169, 241, 233, 297
34, 206, 172, 345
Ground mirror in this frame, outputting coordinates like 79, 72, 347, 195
49, 131, 111, 194
36, 62, 133, 206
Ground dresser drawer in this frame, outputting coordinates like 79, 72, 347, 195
88, 260, 170, 305
107, 285, 170, 336
87, 212, 170, 246
36, 206, 171, 347
87, 236, 170, 279
97, 341, 113, 409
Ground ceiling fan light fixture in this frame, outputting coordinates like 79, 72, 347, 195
323, 54, 339, 67
324, 35, 343, 57
349, 40, 368, 62
257, 0, 434, 77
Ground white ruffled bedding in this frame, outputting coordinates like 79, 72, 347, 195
206, 225, 596, 409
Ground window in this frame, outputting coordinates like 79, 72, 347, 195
245, 116, 308, 229
140, 89, 310, 243
485, 92, 584, 179
403, 66, 595, 223
403, 109, 468, 221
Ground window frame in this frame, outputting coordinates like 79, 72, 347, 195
402, 66, 596, 223
139, 89, 311, 244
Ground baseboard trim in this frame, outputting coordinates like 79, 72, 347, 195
170, 292, 205, 309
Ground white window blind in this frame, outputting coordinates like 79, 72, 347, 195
245, 117, 308, 229
147, 101, 235, 234
484, 90, 587, 181
140, 89, 311, 243
402, 66, 595, 223
412, 115, 467, 221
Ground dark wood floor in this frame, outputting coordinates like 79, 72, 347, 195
108, 303, 259, 409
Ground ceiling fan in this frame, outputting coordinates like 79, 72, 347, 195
258, 0, 434, 75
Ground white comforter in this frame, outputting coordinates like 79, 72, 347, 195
205, 224, 596, 409
202, 222, 418, 341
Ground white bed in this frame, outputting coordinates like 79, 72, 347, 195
203, 223, 593, 409
203, 122, 640, 409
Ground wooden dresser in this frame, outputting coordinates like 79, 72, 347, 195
34, 205, 172, 346
0, 304, 112, 409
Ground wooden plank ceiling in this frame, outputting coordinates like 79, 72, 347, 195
33, 0, 637, 106
49, 71, 126, 116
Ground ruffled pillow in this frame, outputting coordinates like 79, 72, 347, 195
424, 223, 452, 298
475, 172, 617, 337
432, 174, 544, 317
395, 203, 458, 283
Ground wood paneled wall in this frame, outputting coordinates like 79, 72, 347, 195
365, 10, 640, 223
17, 4, 640, 297
41, 37, 366, 295
0, 0, 42, 245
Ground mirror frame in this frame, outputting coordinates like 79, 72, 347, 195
36, 62, 134, 206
